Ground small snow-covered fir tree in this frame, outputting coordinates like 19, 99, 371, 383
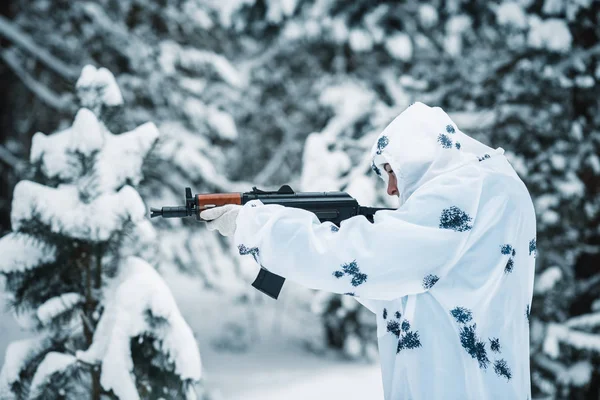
0, 65, 202, 400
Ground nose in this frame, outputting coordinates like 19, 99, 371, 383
387, 176, 399, 197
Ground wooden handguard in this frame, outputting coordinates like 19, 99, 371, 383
197, 193, 242, 211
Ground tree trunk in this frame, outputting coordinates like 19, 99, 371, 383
82, 250, 101, 400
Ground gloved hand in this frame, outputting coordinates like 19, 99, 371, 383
199, 204, 242, 237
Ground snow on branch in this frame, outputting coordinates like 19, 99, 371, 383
318, 82, 375, 140
0, 337, 47, 397
159, 40, 245, 88
30, 108, 159, 192
566, 313, 600, 330
28, 352, 77, 398
76, 256, 201, 400
544, 323, 600, 359
0, 233, 56, 273
11, 182, 146, 241
76, 65, 124, 115
36, 293, 84, 326
0, 15, 80, 80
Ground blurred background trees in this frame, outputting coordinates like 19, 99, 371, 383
1, 0, 599, 398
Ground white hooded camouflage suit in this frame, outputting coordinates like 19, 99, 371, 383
234, 102, 536, 399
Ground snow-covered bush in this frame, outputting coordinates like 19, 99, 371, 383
0, 66, 203, 400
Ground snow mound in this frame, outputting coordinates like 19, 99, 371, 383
76, 256, 201, 400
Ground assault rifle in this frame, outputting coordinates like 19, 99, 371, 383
150, 186, 393, 300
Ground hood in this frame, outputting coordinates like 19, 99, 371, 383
371, 102, 502, 205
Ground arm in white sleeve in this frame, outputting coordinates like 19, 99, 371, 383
234, 172, 493, 301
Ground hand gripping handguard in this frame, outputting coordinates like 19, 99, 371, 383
150, 186, 393, 300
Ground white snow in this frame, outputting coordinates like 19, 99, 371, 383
348, 29, 373, 52
11, 182, 146, 241
384, 33, 413, 61
0, 233, 56, 273
282, 20, 304, 40
179, 45, 244, 88
330, 18, 349, 43
265, 0, 297, 24
0, 337, 45, 397
496, 2, 528, 29
418, 4, 438, 28
206, 107, 238, 141
28, 352, 77, 397
503, 150, 529, 177
555, 172, 585, 197
318, 82, 375, 139
156, 123, 248, 192
542, 0, 564, 15
534, 266, 562, 294
76, 256, 201, 400
444, 15, 471, 56
30, 110, 103, 181
183, 98, 238, 140
399, 75, 429, 91
94, 121, 159, 193
159, 40, 244, 87
587, 154, 600, 174
345, 175, 377, 207
528, 17, 572, 52
363, 5, 387, 43
30, 109, 159, 194
183, 2, 214, 30
301, 134, 351, 192
159, 40, 180, 76
566, 312, 600, 329
550, 154, 567, 170
36, 293, 83, 326
210, 0, 255, 28
76, 65, 124, 108
566, 361, 592, 387
446, 15, 472, 34
178, 77, 208, 96
0, 271, 384, 400
575, 75, 595, 88
544, 323, 600, 358
444, 34, 462, 57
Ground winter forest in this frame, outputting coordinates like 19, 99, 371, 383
0, 0, 599, 399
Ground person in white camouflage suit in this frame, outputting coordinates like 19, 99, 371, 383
202, 102, 536, 400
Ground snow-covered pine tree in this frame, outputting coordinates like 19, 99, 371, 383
0, 65, 203, 400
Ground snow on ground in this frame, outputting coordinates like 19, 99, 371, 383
0, 268, 383, 399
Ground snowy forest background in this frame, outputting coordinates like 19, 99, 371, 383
0, 0, 599, 399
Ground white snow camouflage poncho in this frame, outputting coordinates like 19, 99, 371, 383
234, 102, 536, 399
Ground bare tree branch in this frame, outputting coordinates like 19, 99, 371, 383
0, 15, 80, 80
1, 49, 76, 113
0, 144, 28, 175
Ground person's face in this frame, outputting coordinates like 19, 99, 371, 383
384, 163, 399, 197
